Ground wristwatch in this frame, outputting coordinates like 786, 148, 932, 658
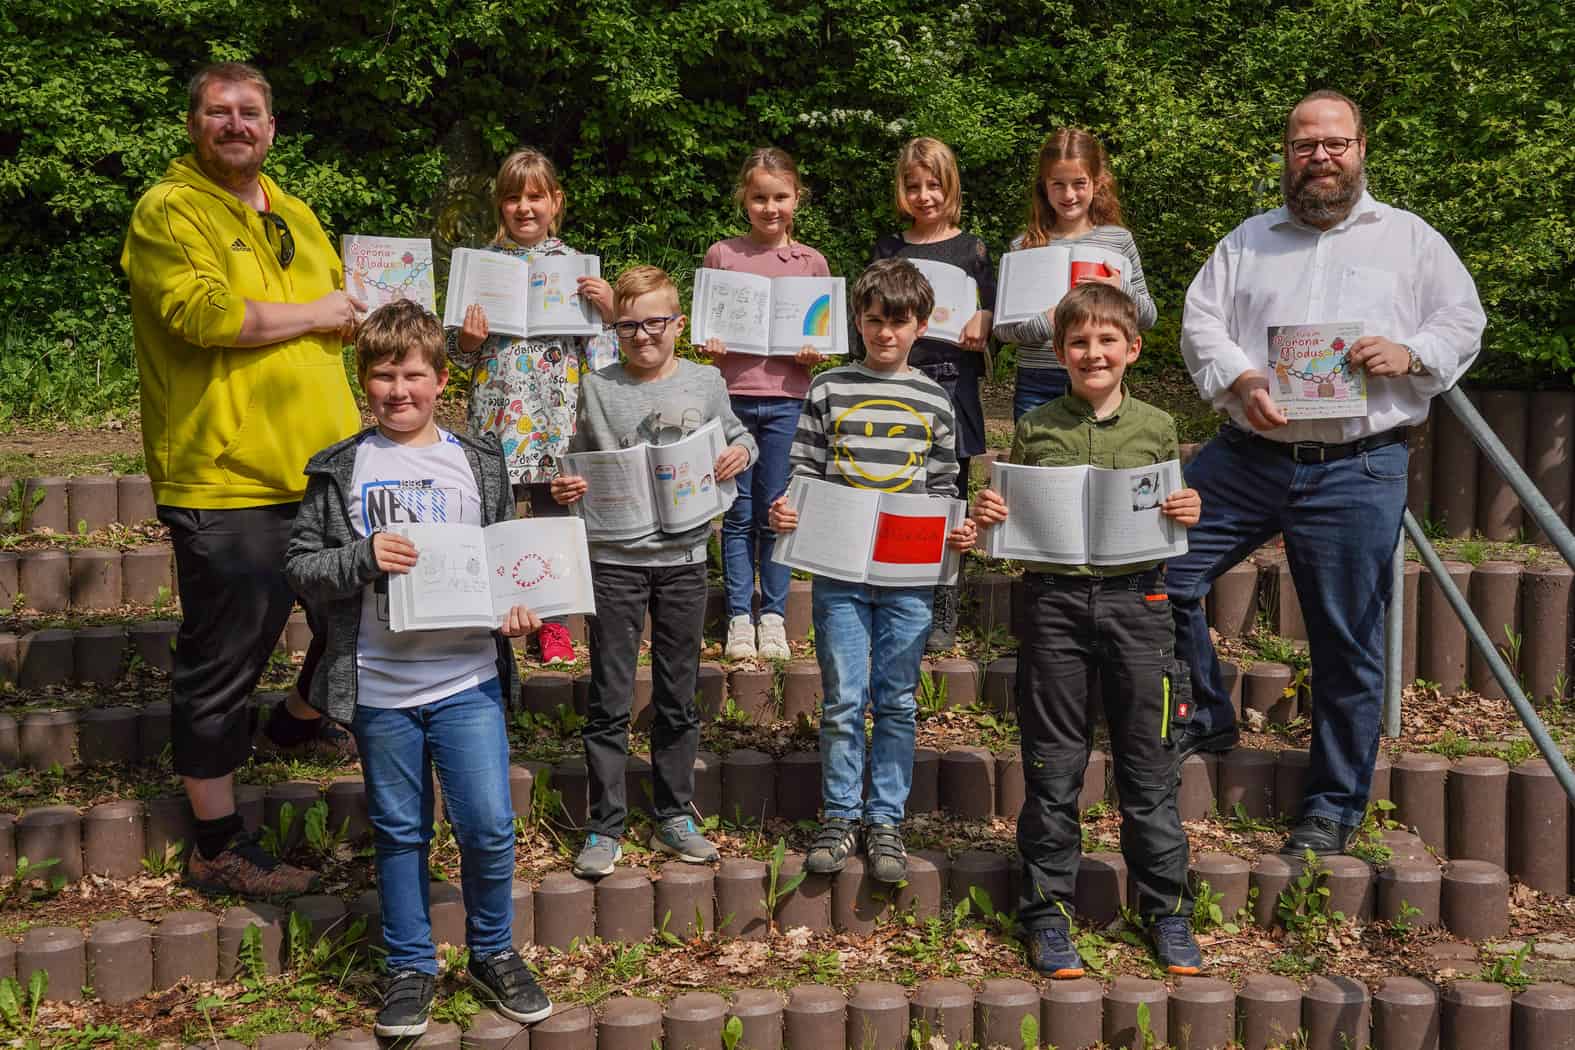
1404, 345, 1428, 376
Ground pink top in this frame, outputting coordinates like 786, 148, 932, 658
701, 236, 832, 399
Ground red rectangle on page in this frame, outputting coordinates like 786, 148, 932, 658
871, 513, 947, 564
1069, 260, 1113, 283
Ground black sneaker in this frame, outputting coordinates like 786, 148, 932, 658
374, 970, 435, 1037
468, 947, 551, 1024
1172, 722, 1239, 762
804, 817, 860, 875
864, 822, 908, 884
1278, 815, 1359, 857
1151, 916, 1204, 975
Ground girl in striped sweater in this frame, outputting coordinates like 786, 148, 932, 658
994, 129, 1158, 421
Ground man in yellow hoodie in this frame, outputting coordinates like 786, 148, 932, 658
122, 62, 362, 896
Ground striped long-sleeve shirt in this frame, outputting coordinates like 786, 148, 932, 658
992, 226, 1158, 371
789, 364, 959, 499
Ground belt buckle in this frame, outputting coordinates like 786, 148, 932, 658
1292, 441, 1326, 464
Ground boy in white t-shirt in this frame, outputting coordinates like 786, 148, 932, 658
286, 301, 549, 1037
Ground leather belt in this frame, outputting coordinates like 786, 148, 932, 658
1236, 425, 1410, 465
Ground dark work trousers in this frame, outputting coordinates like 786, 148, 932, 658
1014, 568, 1192, 932
159, 503, 324, 779
516, 482, 572, 628
583, 560, 707, 837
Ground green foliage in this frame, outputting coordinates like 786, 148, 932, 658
1481, 942, 1535, 990
3, 0, 1572, 422
762, 837, 806, 923
0, 970, 48, 1041
2, 856, 66, 906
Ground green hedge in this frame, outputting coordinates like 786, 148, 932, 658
2, 0, 1570, 422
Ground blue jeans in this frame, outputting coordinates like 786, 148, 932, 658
352, 677, 516, 973
1013, 367, 1070, 422
1166, 425, 1408, 826
812, 578, 933, 825
724, 396, 801, 618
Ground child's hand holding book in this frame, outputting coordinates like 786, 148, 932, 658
550, 474, 588, 506
372, 531, 420, 573
1160, 488, 1201, 528
457, 303, 490, 354
714, 445, 749, 482
768, 494, 797, 533
945, 516, 978, 552
970, 488, 1008, 527
500, 605, 543, 638
577, 276, 616, 322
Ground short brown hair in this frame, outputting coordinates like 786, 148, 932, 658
1052, 283, 1140, 349
492, 148, 566, 243
187, 63, 273, 120
894, 137, 962, 226
355, 300, 446, 382
613, 265, 681, 313
734, 147, 806, 236
852, 258, 934, 324
1284, 89, 1365, 144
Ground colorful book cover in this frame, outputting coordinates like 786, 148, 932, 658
342, 235, 436, 314
1267, 322, 1367, 420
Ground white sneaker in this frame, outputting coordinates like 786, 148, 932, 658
757, 613, 791, 660
725, 615, 757, 660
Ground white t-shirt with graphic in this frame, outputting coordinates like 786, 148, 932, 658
347, 430, 497, 709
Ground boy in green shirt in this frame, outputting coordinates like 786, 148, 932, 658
972, 283, 1204, 977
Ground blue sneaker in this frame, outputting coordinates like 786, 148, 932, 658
1151, 915, 1204, 975
649, 816, 719, 864
1028, 926, 1085, 979
572, 833, 621, 878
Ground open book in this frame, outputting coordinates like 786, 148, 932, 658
983, 460, 1188, 565
690, 269, 848, 356
995, 244, 1126, 326
560, 419, 737, 541
1268, 323, 1367, 420
342, 236, 436, 313
771, 477, 966, 586
387, 518, 594, 631
907, 259, 979, 346
442, 248, 602, 338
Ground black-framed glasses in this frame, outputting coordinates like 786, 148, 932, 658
607, 315, 679, 340
259, 210, 295, 268
1289, 136, 1361, 158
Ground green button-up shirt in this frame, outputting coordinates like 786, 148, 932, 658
1006, 386, 1181, 577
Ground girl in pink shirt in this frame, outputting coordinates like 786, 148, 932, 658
699, 149, 832, 662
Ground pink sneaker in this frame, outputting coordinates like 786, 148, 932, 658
536, 622, 575, 665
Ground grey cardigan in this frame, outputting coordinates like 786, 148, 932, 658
284, 427, 519, 724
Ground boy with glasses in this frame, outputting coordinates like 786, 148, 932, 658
551, 266, 756, 877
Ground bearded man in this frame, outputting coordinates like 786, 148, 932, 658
122, 62, 363, 895
1163, 90, 1486, 856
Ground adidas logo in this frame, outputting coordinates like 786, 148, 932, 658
230, 238, 251, 253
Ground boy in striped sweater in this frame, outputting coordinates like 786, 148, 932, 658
769, 258, 977, 883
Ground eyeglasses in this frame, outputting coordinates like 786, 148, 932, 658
607, 315, 679, 340
1289, 137, 1361, 158
258, 210, 295, 268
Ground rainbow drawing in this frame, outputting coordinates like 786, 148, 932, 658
802, 293, 832, 337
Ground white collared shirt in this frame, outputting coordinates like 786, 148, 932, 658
1180, 192, 1486, 443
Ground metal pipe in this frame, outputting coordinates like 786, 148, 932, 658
1403, 509, 1575, 805
1383, 538, 1404, 737
1440, 385, 1575, 566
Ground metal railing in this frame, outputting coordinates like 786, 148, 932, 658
1382, 385, 1575, 806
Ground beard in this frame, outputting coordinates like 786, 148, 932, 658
195, 137, 267, 187
1283, 162, 1365, 227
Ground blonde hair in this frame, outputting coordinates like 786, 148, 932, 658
734, 148, 806, 236
894, 137, 962, 226
1020, 128, 1125, 248
613, 265, 681, 313
1052, 283, 1140, 350
355, 300, 446, 383
492, 148, 566, 243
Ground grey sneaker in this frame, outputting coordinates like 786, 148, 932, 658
804, 817, 860, 874
572, 833, 621, 878
650, 815, 720, 863
864, 822, 908, 883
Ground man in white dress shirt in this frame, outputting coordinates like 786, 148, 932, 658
1166, 89, 1486, 856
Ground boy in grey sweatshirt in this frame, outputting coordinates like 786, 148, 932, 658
551, 265, 756, 877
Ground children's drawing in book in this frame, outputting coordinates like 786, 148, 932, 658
905, 259, 979, 346
690, 269, 848, 356
994, 243, 1126, 326
342, 236, 436, 313
1267, 323, 1367, 420
559, 418, 737, 541
983, 460, 1188, 566
770, 476, 966, 586
441, 248, 602, 338
386, 517, 595, 631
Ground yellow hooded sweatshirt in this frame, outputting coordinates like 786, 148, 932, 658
121, 154, 361, 508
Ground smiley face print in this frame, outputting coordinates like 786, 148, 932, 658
829, 398, 934, 492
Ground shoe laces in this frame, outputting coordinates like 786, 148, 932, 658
1033, 925, 1076, 955
1151, 915, 1194, 952
663, 816, 696, 837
